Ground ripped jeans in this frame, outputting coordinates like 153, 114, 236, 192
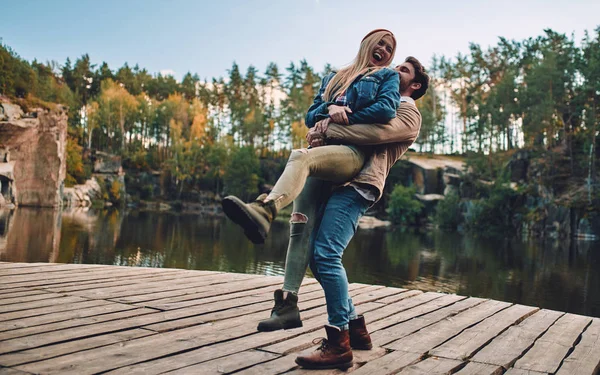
275, 145, 366, 293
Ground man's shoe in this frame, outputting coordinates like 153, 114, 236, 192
295, 325, 353, 370
257, 290, 303, 332
221, 193, 277, 244
349, 315, 373, 350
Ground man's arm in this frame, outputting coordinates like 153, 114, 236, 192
323, 102, 422, 146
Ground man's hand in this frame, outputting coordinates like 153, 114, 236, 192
306, 118, 330, 147
328, 105, 352, 125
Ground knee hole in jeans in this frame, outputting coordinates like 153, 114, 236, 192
290, 212, 308, 223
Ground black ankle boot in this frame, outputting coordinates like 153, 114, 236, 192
257, 289, 303, 332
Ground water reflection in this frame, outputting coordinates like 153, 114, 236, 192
1, 207, 599, 318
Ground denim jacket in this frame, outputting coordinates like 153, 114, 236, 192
305, 67, 400, 128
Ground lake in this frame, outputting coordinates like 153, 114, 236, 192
1, 207, 599, 318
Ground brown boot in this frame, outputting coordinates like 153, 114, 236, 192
295, 325, 353, 370
221, 193, 277, 244
349, 315, 373, 350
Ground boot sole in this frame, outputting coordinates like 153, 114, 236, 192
351, 343, 373, 350
222, 196, 267, 244
294, 358, 353, 370
257, 319, 303, 332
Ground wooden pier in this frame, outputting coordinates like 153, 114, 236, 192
0, 262, 599, 374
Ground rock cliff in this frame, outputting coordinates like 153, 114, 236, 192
0, 100, 67, 207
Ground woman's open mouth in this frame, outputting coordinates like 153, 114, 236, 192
373, 52, 383, 62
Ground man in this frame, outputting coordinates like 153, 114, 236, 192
287, 56, 429, 369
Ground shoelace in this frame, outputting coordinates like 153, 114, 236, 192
312, 338, 330, 353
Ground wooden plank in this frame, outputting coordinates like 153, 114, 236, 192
454, 362, 503, 375
165, 349, 279, 374
0, 295, 95, 314
0, 300, 108, 322
503, 369, 548, 375
0, 308, 157, 352
0, 290, 48, 299
0, 329, 156, 367
25, 295, 388, 375
430, 304, 538, 360
142, 283, 375, 333
370, 296, 482, 347
555, 318, 600, 375
0, 266, 143, 285
0, 263, 109, 276
235, 354, 299, 375
0, 268, 176, 289
0, 292, 63, 306
41, 270, 211, 293
66, 272, 261, 300
397, 356, 464, 374
0, 367, 32, 375
0, 301, 138, 332
346, 350, 422, 375
471, 309, 564, 368
385, 300, 511, 353
513, 313, 592, 373
126, 275, 288, 307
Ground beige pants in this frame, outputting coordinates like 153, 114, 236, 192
267, 145, 366, 211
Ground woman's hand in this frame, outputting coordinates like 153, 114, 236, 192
328, 105, 352, 125
306, 118, 329, 147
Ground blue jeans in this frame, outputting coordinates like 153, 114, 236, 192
309, 186, 371, 330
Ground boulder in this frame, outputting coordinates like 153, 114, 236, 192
358, 215, 391, 230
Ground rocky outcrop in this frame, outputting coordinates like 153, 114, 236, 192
63, 178, 102, 207
0, 100, 67, 207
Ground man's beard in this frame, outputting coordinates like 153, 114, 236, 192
399, 78, 411, 93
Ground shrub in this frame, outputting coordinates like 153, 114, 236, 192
386, 185, 424, 225
435, 190, 461, 229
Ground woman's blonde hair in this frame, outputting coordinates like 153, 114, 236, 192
323, 30, 396, 102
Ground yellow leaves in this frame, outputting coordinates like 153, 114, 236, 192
290, 120, 308, 149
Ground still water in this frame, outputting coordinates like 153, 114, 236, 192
1, 207, 599, 318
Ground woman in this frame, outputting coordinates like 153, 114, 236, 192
222, 29, 399, 247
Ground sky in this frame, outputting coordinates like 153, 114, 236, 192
2, 0, 600, 81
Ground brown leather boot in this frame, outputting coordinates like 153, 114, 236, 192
295, 325, 353, 370
349, 315, 373, 350
221, 193, 277, 244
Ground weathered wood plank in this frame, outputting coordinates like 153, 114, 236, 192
370, 296, 482, 347
0, 329, 156, 367
386, 299, 511, 353
503, 369, 548, 375
41, 269, 210, 293
430, 304, 538, 360
513, 313, 592, 373
31, 298, 387, 375
0, 295, 95, 314
0, 290, 48, 299
346, 350, 422, 375
235, 354, 299, 375
0, 266, 142, 285
0, 301, 138, 332
396, 356, 464, 374
0, 300, 108, 322
471, 309, 564, 368
0, 292, 64, 306
0, 308, 157, 353
454, 362, 504, 375
555, 317, 600, 375
165, 349, 279, 374
0, 263, 108, 276
0, 367, 33, 375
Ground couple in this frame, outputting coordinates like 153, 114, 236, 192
222, 29, 429, 370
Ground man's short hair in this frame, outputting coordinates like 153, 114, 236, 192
405, 56, 429, 100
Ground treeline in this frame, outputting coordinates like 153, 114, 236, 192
1, 26, 599, 203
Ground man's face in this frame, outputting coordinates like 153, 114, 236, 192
395, 62, 416, 92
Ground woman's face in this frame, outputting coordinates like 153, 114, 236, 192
369, 35, 394, 67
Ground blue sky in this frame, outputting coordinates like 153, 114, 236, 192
2, 0, 599, 80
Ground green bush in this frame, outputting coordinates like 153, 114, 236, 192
386, 185, 424, 225
435, 190, 461, 229
463, 182, 519, 235
223, 146, 260, 201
